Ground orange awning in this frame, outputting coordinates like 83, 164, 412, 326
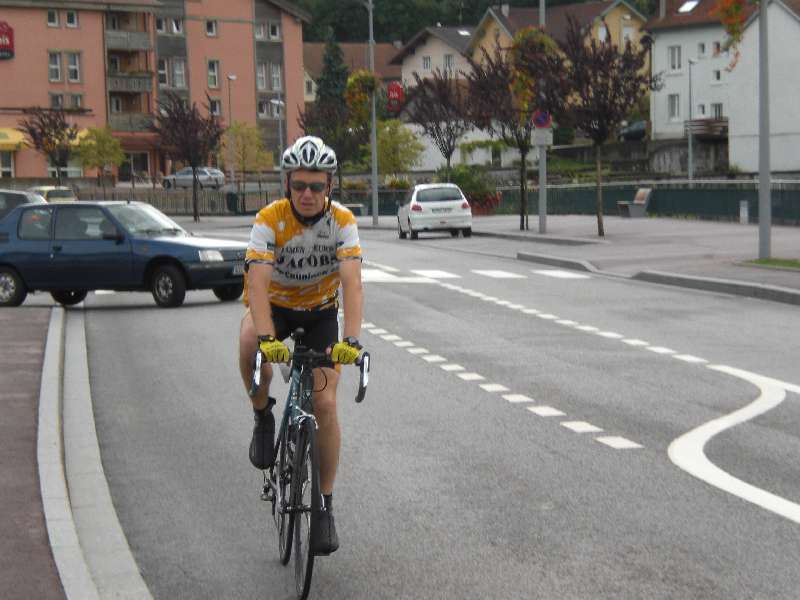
0, 128, 25, 151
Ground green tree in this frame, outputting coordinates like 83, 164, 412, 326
222, 121, 272, 194
360, 119, 424, 175
75, 126, 126, 197
17, 107, 79, 186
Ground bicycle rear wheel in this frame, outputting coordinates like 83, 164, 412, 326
293, 418, 321, 600
275, 424, 294, 565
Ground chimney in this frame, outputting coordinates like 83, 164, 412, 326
660, 0, 666, 18
500, 3, 510, 17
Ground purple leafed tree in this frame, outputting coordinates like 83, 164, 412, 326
17, 107, 80, 186
151, 92, 224, 222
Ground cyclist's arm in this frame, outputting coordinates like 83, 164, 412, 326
248, 262, 277, 337
339, 259, 363, 340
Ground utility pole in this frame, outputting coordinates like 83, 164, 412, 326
758, 1, 771, 258
366, 0, 379, 226
688, 59, 695, 184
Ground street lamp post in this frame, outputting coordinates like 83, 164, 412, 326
687, 59, 696, 184
227, 74, 237, 190
270, 98, 286, 193
365, 0, 379, 226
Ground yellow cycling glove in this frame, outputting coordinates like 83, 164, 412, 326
330, 337, 362, 365
258, 335, 290, 363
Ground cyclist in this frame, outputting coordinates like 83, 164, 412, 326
239, 135, 364, 556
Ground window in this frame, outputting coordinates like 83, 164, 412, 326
711, 103, 723, 118
156, 17, 165, 33
678, 0, 699, 12
622, 26, 634, 44
50, 94, 63, 109
269, 21, 281, 40
206, 20, 217, 36
110, 96, 122, 113
271, 63, 282, 90
108, 14, 120, 30
668, 45, 681, 71
712, 69, 721, 82
208, 60, 219, 88
48, 10, 59, 27
272, 101, 282, 118
305, 79, 313, 95
67, 53, 80, 82
698, 42, 706, 57
257, 100, 269, 118
422, 56, 431, 70
257, 63, 267, 90
66, 11, 78, 28
668, 93, 680, 121
713, 41, 721, 56
172, 58, 186, 88
71, 94, 82, 109
0, 152, 12, 178
109, 55, 121, 73
697, 103, 706, 116
55, 207, 109, 241
157, 59, 168, 86
48, 52, 61, 81
19, 208, 52, 240
444, 54, 454, 70
491, 146, 501, 168
598, 25, 608, 42
171, 18, 183, 34
209, 99, 221, 116
255, 22, 267, 39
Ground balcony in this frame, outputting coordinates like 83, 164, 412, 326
109, 113, 154, 132
105, 30, 151, 51
108, 72, 153, 93
684, 118, 729, 141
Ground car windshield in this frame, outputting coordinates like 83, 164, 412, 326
416, 188, 463, 203
106, 203, 187, 236
48, 190, 75, 200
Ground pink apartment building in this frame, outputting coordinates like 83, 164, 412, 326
0, 0, 308, 181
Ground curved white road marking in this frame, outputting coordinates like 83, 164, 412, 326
669, 364, 800, 524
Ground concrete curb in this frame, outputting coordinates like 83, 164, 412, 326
63, 309, 153, 600
38, 307, 100, 600
632, 271, 800, 306
473, 230, 605, 245
516, 251, 600, 273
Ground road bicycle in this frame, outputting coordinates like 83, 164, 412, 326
250, 328, 370, 600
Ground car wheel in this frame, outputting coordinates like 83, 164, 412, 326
151, 264, 186, 308
408, 219, 418, 240
398, 219, 407, 240
163, 180, 172, 189
450, 229, 460, 237
50, 290, 88, 306
213, 283, 244, 302
462, 227, 472, 238
0, 267, 27, 307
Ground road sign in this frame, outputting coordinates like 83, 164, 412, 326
533, 128, 553, 146
532, 109, 552, 129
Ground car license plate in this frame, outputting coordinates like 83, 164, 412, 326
232, 262, 245, 275
432, 208, 451, 213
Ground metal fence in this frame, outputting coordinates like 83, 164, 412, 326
76, 187, 272, 216
498, 179, 800, 225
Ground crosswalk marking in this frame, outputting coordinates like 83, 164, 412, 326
532, 269, 591, 280
410, 269, 461, 279
471, 269, 527, 279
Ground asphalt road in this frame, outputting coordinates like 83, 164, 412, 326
81, 227, 800, 599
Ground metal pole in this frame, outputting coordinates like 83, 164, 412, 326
758, 1, 771, 258
368, 0, 379, 225
538, 144, 547, 233
278, 107, 285, 193
227, 75, 237, 192
688, 59, 694, 184
540, 0, 545, 26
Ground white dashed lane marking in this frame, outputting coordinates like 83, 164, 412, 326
394, 341, 414, 348
368, 328, 388, 335
381, 334, 402, 341
503, 394, 536, 403
527, 406, 566, 417
674, 354, 709, 364
422, 355, 447, 363
410, 269, 461, 279
479, 383, 510, 393
471, 269, 527, 279
440, 364, 465, 372
623, 339, 650, 346
596, 436, 644, 450
647, 346, 676, 355
458, 373, 485, 381
407, 347, 428, 355
561, 421, 604, 434
532, 269, 591, 279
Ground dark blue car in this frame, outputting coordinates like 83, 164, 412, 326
0, 201, 247, 308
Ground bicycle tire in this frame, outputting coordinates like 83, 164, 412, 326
276, 424, 294, 565
293, 418, 320, 600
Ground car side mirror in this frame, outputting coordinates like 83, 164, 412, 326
103, 231, 125, 243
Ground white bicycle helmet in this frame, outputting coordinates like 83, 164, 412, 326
281, 136, 338, 173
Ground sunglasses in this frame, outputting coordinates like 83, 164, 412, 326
290, 180, 327, 193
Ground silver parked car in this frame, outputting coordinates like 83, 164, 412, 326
397, 183, 473, 239
162, 167, 225, 190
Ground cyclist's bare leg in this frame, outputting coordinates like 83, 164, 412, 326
312, 367, 340, 495
239, 311, 273, 410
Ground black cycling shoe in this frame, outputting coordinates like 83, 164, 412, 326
249, 397, 276, 470
311, 508, 339, 556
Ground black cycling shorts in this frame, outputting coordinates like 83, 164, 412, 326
271, 304, 339, 369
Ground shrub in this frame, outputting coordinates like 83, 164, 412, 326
385, 176, 412, 190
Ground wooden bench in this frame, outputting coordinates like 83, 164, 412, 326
617, 187, 652, 218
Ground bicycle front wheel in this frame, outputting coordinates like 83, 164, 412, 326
293, 418, 321, 600
275, 424, 294, 565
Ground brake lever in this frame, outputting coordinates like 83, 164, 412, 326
249, 350, 263, 398
354, 351, 370, 403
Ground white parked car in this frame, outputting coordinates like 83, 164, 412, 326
397, 183, 472, 239
162, 167, 225, 190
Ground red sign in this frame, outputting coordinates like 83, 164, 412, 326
0, 22, 13, 60
532, 109, 552, 129
387, 81, 404, 113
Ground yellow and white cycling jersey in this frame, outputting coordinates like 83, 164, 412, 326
244, 198, 362, 309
